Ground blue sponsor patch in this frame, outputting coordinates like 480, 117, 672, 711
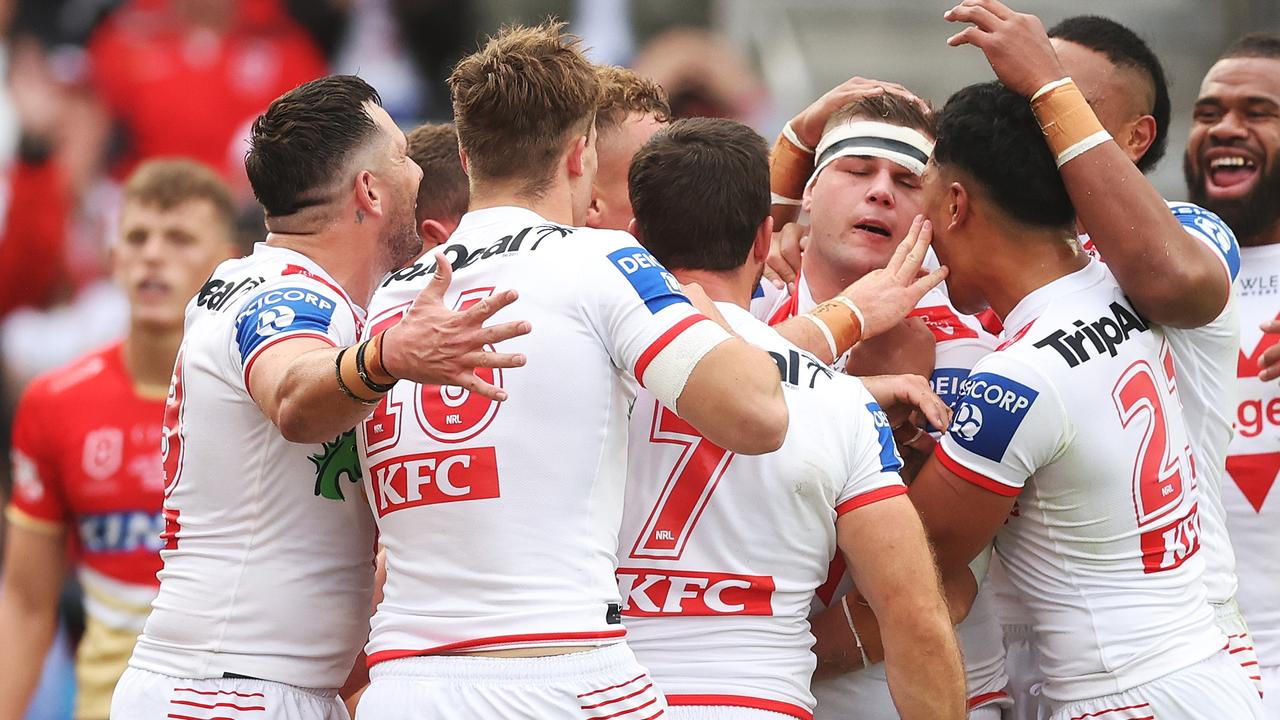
947, 372, 1038, 463
607, 247, 690, 314
78, 511, 164, 553
234, 285, 337, 361
927, 367, 971, 433
865, 401, 904, 473
1168, 201, 1241, 282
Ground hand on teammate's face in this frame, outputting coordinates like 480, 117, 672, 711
380, 251, 532, 402
763, 222, 807, 292
944, 0, 1066, 98
1259, 319, 1280, 382
840, 215, 948, 340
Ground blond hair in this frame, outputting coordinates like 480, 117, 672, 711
449, 21, 600, 194
595, 65, 670, 136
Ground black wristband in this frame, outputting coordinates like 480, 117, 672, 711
355, 340, 396, 393
336, 346, 381, 405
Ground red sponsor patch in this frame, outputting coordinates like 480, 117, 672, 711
1139, 503, 1201, 574
369, 448, 499, 516
616, 567, 774, 616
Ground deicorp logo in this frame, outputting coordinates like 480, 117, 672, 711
607, 247, 689, 314
948, 372, 1038, 463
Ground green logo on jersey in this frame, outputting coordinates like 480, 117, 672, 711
310, 430, 362, 501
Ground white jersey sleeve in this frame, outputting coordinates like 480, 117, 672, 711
583, 237, 732, 408
835, 400, 906, 514
937, 354, 1071, 495
230, 273, 359, 389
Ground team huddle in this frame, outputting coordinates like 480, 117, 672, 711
2, 1, 1278, 719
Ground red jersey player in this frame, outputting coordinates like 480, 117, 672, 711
0, 159, 238, 720
1184, 32, 1280, 714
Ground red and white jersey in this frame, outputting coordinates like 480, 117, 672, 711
1224, 242, 1280, 668
1081, 200, 1242, 604
131, 244, 377, 689
619, 302, 906, 720
357, 206, 731, 665
7, 343, 166, 717
937, 259, 1224, 702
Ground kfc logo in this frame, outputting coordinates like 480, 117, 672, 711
616, 568, 775, 617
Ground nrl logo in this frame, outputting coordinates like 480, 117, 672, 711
309, 429, 362, 501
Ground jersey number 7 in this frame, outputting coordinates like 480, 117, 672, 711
629, 402, 735, 560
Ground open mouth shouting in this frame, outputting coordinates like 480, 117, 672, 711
1202, 147, 1263, 198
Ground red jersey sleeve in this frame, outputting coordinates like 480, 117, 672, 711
6, 379, 71, 531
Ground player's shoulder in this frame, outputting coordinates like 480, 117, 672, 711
20, 342, 125, 404
1166, 200, 1241, 280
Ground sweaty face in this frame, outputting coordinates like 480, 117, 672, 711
114, 199, 234, 330
590, 112, 666, 231
804, 154, 923, 279
1185, 56, 1280, 244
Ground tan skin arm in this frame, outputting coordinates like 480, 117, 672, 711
945, 0, 1230, 328
828, 494, 966, 720
0, 519, 68, 720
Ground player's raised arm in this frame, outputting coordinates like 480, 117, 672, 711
248, 252, 530, 444
945, 0, 1230, 328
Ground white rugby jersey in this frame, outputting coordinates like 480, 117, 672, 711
1224, 242, 1280, 669
620, 302, 905, 720
812, 286, 1010, 718
357, 206, 730, 665
1082, 200, 1242, 605
937, 259, 1224, 702
131, 244, 377, 688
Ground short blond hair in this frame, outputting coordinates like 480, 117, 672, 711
595, 65, 670, 136
123, 158, 235, 227
406, 123, 468, 223
449, 21, 600, 194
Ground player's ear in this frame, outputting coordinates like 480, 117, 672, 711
566, 134, 589, 179
355, 169, 379, 216
419, 218, 452, 248
948, 181, 970, 231
585, 196, 605, 229
801, 178, 815, 214
458, 148, 470, 175
627, 217, 644, 243
1123, 115, 1157, 166
751, 216, 774, 263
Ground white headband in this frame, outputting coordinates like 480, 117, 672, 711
807, 120, 935, 189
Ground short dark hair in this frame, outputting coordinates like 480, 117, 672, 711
1220, 32, 1280, 60
827, 92, 936, 139
629, 117, 769, 271
1048, 16, 1170, 173
245, 75, 383, 217
934, 82, 1075, 229
406, 123, 468, 223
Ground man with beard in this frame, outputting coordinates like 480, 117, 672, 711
110, 76, 531, 719
1185, 32, 1280, 714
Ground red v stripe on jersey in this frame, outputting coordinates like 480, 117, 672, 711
1226, 452, 1280, 513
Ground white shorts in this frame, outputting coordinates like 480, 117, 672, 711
110, 666, 348, 720
1003, 624, 1049, 720
1049, 650, 1264, 720
356, 643, 667, 719
1215, 599, 1264, 698
666, 707, 795, 719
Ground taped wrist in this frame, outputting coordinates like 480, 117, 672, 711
1030, 78, 1112, 168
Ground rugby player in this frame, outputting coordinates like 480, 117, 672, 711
753, 85, 1012, 719
353, 22, 799, 718
620, 116, 965, 720
942, 6, 1256, 714
406, 122, 469, 251
0, 160, 237, 720
1184, 31, 1280, 713
110, 76, 530, 719
910, 79, 1264, 719
586, 65, 671, 232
